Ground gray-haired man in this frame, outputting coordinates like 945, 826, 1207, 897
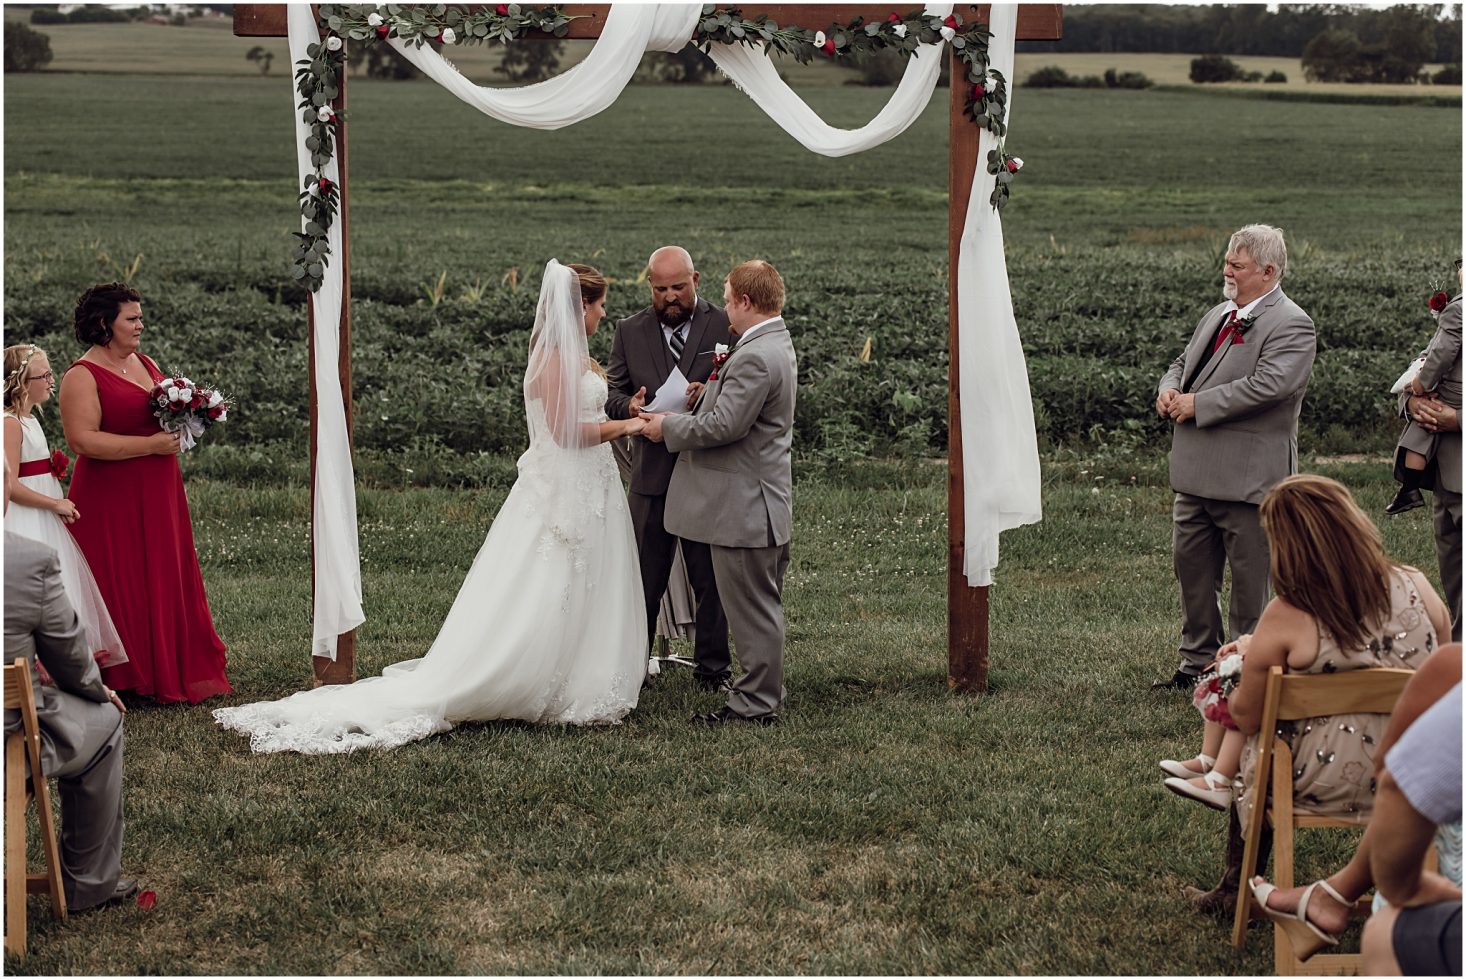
1152, 225, 1317, 690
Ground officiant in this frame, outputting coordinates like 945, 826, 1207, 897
606, 246, 732, 692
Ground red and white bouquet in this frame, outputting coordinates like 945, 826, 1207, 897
149, 375, 230, 452
1192, 651, 1244, 730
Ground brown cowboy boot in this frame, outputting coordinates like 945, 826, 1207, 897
1185, 803, 1272, 917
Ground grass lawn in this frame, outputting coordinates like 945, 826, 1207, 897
7, 456, 1446, 975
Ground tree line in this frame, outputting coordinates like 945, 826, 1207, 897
1018, 3, 1461, 65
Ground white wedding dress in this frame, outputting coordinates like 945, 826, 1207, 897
215, 263, 644, 753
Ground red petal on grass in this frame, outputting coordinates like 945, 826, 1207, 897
136, 891, 157, 910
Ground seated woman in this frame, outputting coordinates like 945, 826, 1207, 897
1180, 475, 1451, 914
1250, 643, 1461, 962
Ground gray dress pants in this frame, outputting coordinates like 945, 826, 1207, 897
711, 542, 790, 718
46, 692, 125, 910
1172, 493, 1271, 675
1435, 488, 1463, 642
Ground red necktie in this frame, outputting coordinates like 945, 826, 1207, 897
1212, 310, 1238, 353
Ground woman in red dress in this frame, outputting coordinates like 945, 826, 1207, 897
58, 282, 230, 704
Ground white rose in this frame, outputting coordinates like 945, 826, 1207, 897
178, 388, 194, 403
326, 35, 343, 51
940, 25, 956, 41
1219, 653, 1244, 677
440, 27, 456, 44
317, 106, 333, 122
1011, 157, 1024, 172
812, 30, 826, 47
207, 390, 223, 408
714, 343, 729, 355
367, 12, 383, 26
214, 409, 228, 423
893, 23, 907, 38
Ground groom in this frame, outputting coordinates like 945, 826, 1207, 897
605, 246, 732, 690
639, 260, 797, 726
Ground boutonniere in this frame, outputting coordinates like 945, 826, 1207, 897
708, 343, 730, 381
1429, 291, 1450, 317
49, 449, 70, 480
1232, 313, 1257, 343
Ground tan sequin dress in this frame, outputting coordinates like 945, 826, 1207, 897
1237, 568, 1437, 821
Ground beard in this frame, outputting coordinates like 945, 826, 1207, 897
654, 297, 692, 328
1222, 280, 1237, 300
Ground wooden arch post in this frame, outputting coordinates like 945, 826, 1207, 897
234, 3, 1062, 692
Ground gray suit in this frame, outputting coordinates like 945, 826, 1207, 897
606, 299, 732, 681
4, 532, 125, 910
1158, 287, 1317, 673
662, 319, 797, 718
1396, 294, 1462, 638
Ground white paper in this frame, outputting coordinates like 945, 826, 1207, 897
645, 365, 692, 413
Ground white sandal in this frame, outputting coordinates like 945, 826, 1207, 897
1163, 767, 1233, 810
1249, 877, 1345, 962
1159, 753, 1215, 779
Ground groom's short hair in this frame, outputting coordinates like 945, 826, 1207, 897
727, 260, 785, 315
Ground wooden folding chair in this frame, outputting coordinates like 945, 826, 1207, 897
1230, 665, 1415, 976
4, 659, 67, 956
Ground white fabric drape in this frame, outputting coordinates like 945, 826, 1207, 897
956, 4, 1042, 586
705, 3, 951, 157
387, 4, 700, 128
289, 5, 365, 660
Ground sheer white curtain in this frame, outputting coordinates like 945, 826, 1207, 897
956, 4, 1041, 585
289, 4, 363, 660
287, 3, 1041, 662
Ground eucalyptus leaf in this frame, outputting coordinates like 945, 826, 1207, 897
308, 263, 325, 278
291, 265, 308, 280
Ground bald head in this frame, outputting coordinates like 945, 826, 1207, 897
646, 245, 699, 327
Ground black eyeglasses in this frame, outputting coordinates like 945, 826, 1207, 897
29, 372, 54, 384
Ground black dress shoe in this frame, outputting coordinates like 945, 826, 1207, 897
74, 877, 139, 914
690, 706, 778, 727
694, 675, 732, 695
1183, 883, 1238, 916
1385, 486, 1426, 515
1151, 669, 1199, 691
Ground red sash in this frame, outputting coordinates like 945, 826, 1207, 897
16, 459, 52, 478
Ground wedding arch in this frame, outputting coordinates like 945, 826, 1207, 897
233, 2, 1062, 693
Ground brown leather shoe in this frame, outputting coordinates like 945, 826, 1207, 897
1183, 883, 1237, 916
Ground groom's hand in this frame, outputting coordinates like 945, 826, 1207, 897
638, 412, 667, 443
628, 386, 647, 416
684, 381, 704, 409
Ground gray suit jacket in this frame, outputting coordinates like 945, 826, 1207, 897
662, 319, 797, 548
4, 532, 111, 773
1158, 287, 1317, 505
1399, 294, 1462, 494
605, 298, 730, 496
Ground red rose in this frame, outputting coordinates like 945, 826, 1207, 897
375, 24, 389, 38
1430, 291, 1450, 312
943, 14, 958, 28
887, 12, 901, 22
49, 449, 69, 479
970, 83, 985, 100
496, 3, 509, 13
822, 38, 836, 55
136, 891, 157, 911
1006, 159, 1018, 173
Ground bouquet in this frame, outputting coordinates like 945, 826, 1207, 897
1192, 651, 1244, 730
149, 375, 230, 452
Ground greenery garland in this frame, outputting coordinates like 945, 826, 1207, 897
294, 3, 1021, 291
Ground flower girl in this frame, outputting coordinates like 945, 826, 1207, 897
3, 344, 127, 668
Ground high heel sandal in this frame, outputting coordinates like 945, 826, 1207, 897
1249, 877, 1345, 962
1163, 767, 1233, 810
1159, 753, 1215, 780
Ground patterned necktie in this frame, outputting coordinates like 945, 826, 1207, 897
1212, 310, 1238, 352
669, 325, 686, 361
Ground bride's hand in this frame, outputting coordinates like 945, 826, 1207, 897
622, 417, 647, 437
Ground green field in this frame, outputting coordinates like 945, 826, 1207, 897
2, 20, 1463, 976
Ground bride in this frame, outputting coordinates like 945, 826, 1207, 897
215, 260, 649, 753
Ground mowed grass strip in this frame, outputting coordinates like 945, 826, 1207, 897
6, 458, 1444, 975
